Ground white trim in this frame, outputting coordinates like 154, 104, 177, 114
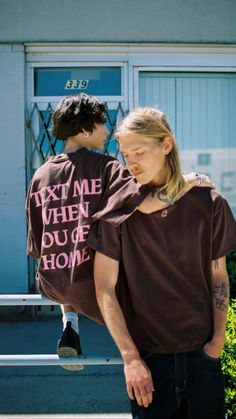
25, 43, 236, 67
133, 67, 140, 108
123, 64, 128, 111
28, 61, 126, 67
25, 43, 236, 54
27, 62, 128, 108
30, 96, 125, 104
135, 66, 236, 73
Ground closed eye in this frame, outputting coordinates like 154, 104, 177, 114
121, 150, 145, 158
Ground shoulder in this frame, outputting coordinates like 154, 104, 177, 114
87, 151, 128, 180
177, 187, 231, 219
187, 187, 224, 205
191, 187, 234, 218
86, 150, 122, 169
209, 188, 230, 213
29, 160, 51, 183
209, 188, 225, 203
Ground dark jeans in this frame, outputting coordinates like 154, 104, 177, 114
130, 350, 225, 419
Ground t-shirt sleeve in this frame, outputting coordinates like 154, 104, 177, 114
92, 159, 151, 227
211, 190, 236, 259
87, 220, 121, 261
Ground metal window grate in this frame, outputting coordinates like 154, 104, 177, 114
26, 101, 127, 180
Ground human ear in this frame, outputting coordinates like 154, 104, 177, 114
82, 129, 89, 138
163, 136, 173, 155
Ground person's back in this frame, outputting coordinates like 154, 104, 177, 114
27, 147, 137, 320
26, 93, 144, 369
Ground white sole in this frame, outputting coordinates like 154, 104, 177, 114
57, 346, 85, 371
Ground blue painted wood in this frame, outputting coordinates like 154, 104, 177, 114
139, 72, 236, 216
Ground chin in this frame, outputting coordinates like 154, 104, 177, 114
134, 175, 149, 185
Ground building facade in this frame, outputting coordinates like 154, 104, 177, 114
0, 0, 236, 293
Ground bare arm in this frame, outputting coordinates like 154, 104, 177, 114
204, 256, 229, 358
138, 172, 213, 214
94, 251, 154, 407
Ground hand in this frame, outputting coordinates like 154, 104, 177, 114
183, 172, 214, 188
203, 338, 225, 359
124, 357, 154, 408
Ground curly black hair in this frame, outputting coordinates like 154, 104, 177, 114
52, 93, 106, 140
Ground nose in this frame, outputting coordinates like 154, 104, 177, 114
125, 155, 137, 168
126, 160, 139, 174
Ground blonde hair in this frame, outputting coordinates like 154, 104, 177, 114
116, 107, 185, 203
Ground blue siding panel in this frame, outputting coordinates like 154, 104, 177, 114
139, 72, 236, 216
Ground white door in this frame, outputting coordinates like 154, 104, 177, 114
138, 71, 236, 215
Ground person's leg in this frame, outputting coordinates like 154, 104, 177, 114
186, 350, 225, 419
61, 304, 79, 333
57, 304, 84, 371
130, 352, 178, 419
169, 400, 188, 419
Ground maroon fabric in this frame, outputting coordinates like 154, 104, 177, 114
26, 148, 147, 323
88, 188, 236, 351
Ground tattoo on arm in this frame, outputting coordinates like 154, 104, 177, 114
213, 282, 229, 312
213, 259, 219, 270
215, 298, 228, 312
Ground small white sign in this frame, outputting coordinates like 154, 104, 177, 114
65, 80, 89, 90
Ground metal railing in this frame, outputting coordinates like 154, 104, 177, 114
0, 294, 123, 367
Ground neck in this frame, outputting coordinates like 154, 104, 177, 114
63, 137, 83, 154
63, 144, 82, 153
150, 164, 170, 187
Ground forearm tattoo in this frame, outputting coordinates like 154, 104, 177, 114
213, 282, 229, 312
213, 259, 219, 270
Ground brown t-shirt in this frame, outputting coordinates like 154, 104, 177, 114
26, 148, 148, 323
88, 188, 236, 352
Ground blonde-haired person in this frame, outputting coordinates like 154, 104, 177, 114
116, 107, 184, 204
88, 107, 236, 419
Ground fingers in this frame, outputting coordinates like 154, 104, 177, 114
126, 379, 154, 408
127, 383, 135, 401
124, 358, 154, 408
134, 384, 154, 408
195, 173, 214, 187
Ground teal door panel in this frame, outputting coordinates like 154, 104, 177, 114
139, 73, 176, 134
139, 72, 236, 216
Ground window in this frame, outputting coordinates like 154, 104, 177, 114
197, 153, 211, 166
34, 67, 122, 96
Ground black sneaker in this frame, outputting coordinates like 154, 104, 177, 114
57, 322, 84, 371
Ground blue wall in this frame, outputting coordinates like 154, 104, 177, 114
0, 0, 235, 43
0, 44, 28, 292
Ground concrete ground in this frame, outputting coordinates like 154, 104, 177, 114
0, 307, 131, 417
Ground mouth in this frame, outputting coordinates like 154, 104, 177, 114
132, 170, 142, 177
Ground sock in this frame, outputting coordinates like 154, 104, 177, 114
62, 312, 79, 334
